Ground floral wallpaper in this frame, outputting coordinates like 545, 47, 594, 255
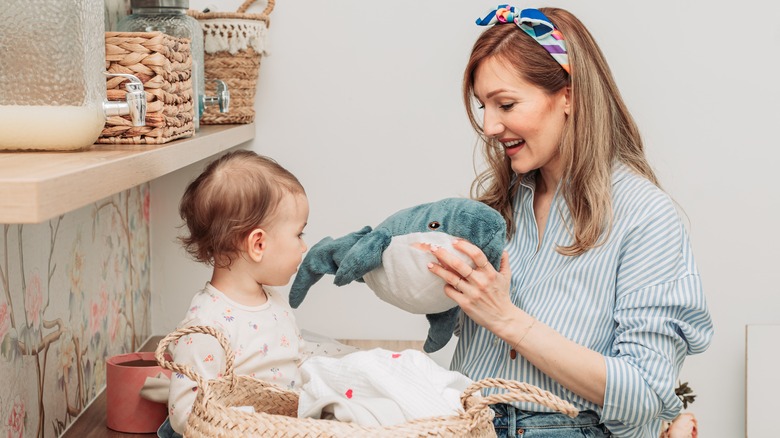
0, 183, 151, 437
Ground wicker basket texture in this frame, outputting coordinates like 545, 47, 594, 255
99, 31, 195, 144
188, 0, 274, 124
156, 325, 579, 438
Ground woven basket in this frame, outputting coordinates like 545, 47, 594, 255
156, 325, 579, 437
188, 0, 274, 125
99, 32, 195, 144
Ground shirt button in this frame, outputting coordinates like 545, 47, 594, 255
493, 338, 499, 345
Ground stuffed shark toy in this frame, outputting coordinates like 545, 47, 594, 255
289, 198, 507, 353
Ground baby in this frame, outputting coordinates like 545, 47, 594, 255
158, 150, 309, 437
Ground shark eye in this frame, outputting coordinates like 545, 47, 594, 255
428, 221, 441, 230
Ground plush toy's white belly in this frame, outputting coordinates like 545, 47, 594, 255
362, 232, 474, 314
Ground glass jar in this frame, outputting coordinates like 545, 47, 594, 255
0, 0, 107, 150
105, 0, 132, 32
118, 0, 204, 131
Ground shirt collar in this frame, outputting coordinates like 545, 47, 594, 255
517, 170, 538, 191
611, 161, 632, 185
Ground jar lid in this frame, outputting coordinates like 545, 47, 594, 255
131, 0, 189, 8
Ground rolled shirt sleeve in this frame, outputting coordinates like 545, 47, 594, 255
601, 200, 713, 436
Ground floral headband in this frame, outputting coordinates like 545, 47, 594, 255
476, 5, 570, 74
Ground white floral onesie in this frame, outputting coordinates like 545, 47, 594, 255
167, 282, 304, 433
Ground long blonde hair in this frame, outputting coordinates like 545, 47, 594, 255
464, 7, 658, 256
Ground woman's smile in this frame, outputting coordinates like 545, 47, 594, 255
500, 138, 525, 156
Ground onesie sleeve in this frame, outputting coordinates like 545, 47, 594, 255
167, 323, 228, 434
600, 201, 713, 436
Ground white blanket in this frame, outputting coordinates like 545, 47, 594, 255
298, 348, 473, 427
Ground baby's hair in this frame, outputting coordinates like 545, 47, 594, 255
178, 150, 305, 268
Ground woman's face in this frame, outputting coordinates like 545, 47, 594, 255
473, 56, 569, 177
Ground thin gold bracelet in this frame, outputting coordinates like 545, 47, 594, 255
513, 317, 537, 350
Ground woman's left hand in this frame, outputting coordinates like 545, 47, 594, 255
427, 239, 515, 333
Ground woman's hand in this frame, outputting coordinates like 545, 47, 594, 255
427, 239, 516, 334
429, 239, 607, 405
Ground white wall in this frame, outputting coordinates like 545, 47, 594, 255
152, 1, 780, 436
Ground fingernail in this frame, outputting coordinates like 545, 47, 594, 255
452, 239, 461, 245
430, 244, 440, 252
427, 263, 434, 269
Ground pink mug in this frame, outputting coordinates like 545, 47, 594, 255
106, 351, 172, 433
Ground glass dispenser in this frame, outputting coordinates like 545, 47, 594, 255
105, 0, 132, 32
118, 0, 230, 131
0, 0, 146, 151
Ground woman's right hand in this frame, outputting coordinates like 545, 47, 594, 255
430, 239, 607, 406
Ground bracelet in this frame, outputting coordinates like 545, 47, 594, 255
513, 317, 536, 350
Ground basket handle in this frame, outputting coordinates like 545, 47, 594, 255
155, 325, 237, 391
461, 377, 580, 418
237, 0, 275, 16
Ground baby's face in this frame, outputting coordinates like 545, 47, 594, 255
260, 193, 309, 286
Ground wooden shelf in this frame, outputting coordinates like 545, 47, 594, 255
0, 124, 255, 224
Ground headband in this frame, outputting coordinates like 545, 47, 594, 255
476, 5, 570, 74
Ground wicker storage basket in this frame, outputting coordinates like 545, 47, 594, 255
156, 325, 579, 437
188, 0, 274, 124
98, 31, 195, 144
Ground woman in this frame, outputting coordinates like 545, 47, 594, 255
427, 6, 713, 437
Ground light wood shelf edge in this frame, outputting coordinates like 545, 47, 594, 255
0, 124, 255, 224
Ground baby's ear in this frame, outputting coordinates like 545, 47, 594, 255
246, 228, 267, 262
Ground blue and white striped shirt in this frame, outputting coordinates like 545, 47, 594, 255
451, 163, 714, 438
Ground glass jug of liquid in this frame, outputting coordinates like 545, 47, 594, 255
118, 0, 230, 131
118, 0, 203, 130
0, 0, 146, 151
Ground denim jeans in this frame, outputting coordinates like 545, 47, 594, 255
156, 417, 182, 438
491, 404, 611, 438
158, 405, 608, 437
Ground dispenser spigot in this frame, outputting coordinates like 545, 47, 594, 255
203, 79, 230, 113
103, 72, 147, 127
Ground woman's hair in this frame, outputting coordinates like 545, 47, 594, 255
464, 7, 658, 256
178, 150, 305, 268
